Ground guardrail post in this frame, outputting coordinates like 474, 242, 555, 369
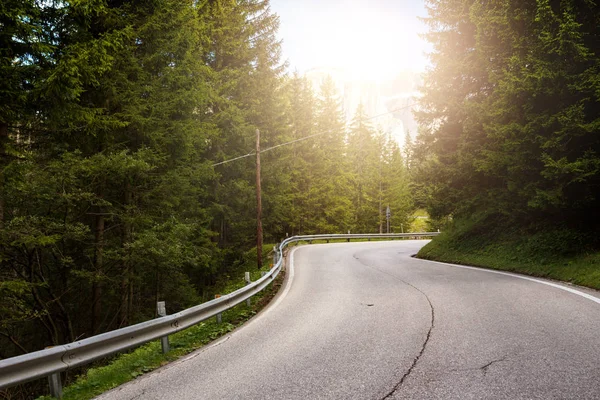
48, 371, 62, 399
273, 246, 277, 266
261, 271, 267, 278
245, 272, 252, 307
156, 301, 170, 353
214, 294, 222, 323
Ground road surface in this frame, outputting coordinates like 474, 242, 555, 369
97, 240, 600, 399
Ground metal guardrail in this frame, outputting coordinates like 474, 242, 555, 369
0, 232, 438, 395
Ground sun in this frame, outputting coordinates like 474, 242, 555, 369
304, 4, 428, 81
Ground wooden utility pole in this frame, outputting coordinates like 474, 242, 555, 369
256, 129, 263, 269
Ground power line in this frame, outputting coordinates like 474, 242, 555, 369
211, 151, 256, 167
211, 103, 415, 167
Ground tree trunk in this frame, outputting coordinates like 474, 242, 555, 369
91, 214, 105, 334
119, 182, 133, 327
154, 270, 160, 317
35, 248, 75, 343
0, 122, 8, 228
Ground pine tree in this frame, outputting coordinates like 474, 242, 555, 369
0, 0, 220, 358
381, 133, 413, 232
306, 76, 353, 233
347, 104, 381, 232
283, 72, 316, 235
206, 0, 288, 248
415, 0, 600, 230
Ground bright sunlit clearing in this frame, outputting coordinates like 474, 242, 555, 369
276, 2, 429, 80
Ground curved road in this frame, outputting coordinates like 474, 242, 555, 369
97, 241, 600, 399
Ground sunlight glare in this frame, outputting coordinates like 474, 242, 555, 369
308, 4, 427, 81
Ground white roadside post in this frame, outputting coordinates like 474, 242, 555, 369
215, 295, 222, 323
156, 301, 170, 353
245, 272, 252, 307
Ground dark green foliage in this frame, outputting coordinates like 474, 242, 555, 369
0, 3, 416, 398
0, 1, 225, 371
0, 0, 280, 371
415, 0, 600, 233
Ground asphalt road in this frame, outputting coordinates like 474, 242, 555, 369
96, 241, 600, 400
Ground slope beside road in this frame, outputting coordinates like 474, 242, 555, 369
95, 240, 600, 400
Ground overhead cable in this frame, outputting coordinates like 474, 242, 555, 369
211, 103, 415, 167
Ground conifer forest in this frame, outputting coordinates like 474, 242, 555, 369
1, 0, 600, 395
415, 0, 600, 229
0, 0, 413, 366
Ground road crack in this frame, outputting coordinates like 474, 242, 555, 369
480, 356, 508, 376
351, 257, 435, 400
448, 355, 509, 377
380, 287, 434, 399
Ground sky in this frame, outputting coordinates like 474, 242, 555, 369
269, 0, 430, 80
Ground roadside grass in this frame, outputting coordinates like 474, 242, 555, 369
417, 218, 600, 290
37, 246, 283, 400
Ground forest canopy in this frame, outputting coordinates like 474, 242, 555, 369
0, 0, 413, 370
414, 0, 600, 233
3, 0, 600, 397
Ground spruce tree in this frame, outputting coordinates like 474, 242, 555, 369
415, 0, 600, 230
283, 72, 316, 235
307, 76, 352, 233
347, 104, 380, 233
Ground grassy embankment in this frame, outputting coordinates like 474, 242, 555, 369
37, 245, 283, 400
417, 216, 600, 290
